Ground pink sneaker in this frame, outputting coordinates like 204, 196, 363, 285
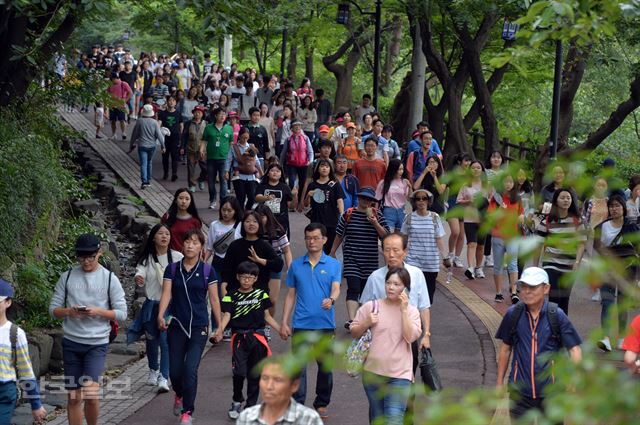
179, 412, 192, 424
173, 396, 183, 416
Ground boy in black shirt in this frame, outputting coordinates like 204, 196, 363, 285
215, 261, 280, 420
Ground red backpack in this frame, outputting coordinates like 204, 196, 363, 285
286, 133, 309, 167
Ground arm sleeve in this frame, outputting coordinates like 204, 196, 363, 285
306, 139, 314, 164
431, 139, 442, 155
406, 152, 415, 180
495, 309, 515, 345
220, 243, 237, 283
413, 271, 431, 310
407, 307, 423, 343
135, 263, 147, 279
48, 273, 66, 317
110, 275, 128, 322
335, 214, 346, 237
359, 276, 376, 304
279, 138, 289, 166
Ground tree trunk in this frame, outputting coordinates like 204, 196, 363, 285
287, 43, 297, 81
389, 72, 413, 146
304, 46, 314, 82
557, 42, 587, 150
444, 84, 469, 166
382, 15, 403, 95
406, 18, 426, 141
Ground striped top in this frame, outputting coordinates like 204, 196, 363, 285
0, 321, 42, 410
264, 232, 290, 256
402, 211, 446, 272
336, 209, 389, 278
535, 215, 587, 272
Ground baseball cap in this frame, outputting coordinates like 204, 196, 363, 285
0, 279, 14, 301
346, 122, 356, 129
517, 267, 549, 287
318, 125, 330, 133
75, 233, 101, 255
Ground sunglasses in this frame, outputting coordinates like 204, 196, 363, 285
414, 197, 429, 201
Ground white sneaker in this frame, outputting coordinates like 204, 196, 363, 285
464, 267, 475, 280
598, 337, 612, 352
157, 376, 170, 393
209, 201, 217, 209
453, 256, 465, 268
474, 267, 485, 279
484, 255, 494, 268
147, 369, 160, 386
591, 289, 601, 302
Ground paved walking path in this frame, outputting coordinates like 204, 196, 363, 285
50, 109, 609, 424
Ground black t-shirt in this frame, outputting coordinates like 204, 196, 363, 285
158, 109, 182, 139
256, 181, 292, 222
222, 288, 272, 331
119, 70, 136, 92
306, 180, 345, 228
247, 124, 269, 157
221, 238, 284, 293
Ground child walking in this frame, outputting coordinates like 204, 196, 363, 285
95, 102, 105, 139
215, 261, 280, 420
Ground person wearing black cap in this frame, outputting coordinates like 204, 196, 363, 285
49, 234, 127, 425
0, 279, 47, 423
330, 187, 389, 326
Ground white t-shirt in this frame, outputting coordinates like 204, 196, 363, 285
206, 220, 242, 258
600, 220, 622, 247
135, 250, 184, 301
176, 68, 192, 90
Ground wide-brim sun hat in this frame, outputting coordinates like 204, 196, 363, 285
356, 187, 378, 201
141, 104, 155, 117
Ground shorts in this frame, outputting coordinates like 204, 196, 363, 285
110, 108, 126, 122
270, 254, 283, 279
464, 222, 486, 245
62, 338, 108, 389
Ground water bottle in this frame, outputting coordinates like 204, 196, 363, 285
446, 269, 453, 284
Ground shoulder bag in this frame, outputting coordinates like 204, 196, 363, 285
345, 300, 379, 378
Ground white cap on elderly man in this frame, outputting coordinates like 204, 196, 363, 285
517, 267, 549, 286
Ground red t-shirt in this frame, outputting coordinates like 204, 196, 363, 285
107, 81, 132, 102
622, 315, 640, 353
353, 158, 386, 190
488, 194, 524, 239
161, 213, 202, 252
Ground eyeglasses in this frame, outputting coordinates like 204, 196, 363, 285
77, 254, 97, 262
414, 197, 429, 201
238, 274, 257, 281
304, 236, 324, 241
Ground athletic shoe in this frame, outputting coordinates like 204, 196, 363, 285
96, 134, 102, 139
453, 256, 465, 268
179, 412, 192, 425
228, 402, 242, 420
173, 396, 183, 416
316, 406, 329, 419
464, 268, 475, 280
264, 325, 271, 342
223, 328, 232, 342
598, 336, 612, 352
494, 293, 504, 303
198, 181, 205, 191
209, 201, 217, 210
484, 255, 494, 268
147, 369, 159, 386
511, 293, 520, 305
171, 175, 178, 182
188, 186, 196, 193
591, 289, 601, 302
474, 267, 485, 279
344, 320, 353, 330
157, 377, 170, 393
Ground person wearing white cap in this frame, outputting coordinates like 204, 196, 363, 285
495, 267, 582, 422
130, 104, 166, 189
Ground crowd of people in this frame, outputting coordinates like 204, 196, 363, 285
8, 45, 636, 425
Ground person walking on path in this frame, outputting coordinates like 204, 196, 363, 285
158, 230, 222, 425
215, 261, 281, 420
130, 104, 165, 189
106, 72, 133, 141
496, 267, 582, 422
280, 223, 342, 420
376, 159, 412, 231
280, 120, 314, 207
183, 105, 208, 193
49, 233, 127, 425
161, 188, 203, 253
130, 224, 184, 394
0, 279, 46, 424
334, 154, 359, 210
351, 268, 422, 425
201, 107, 233, 209
330, 187, 389, 328
235, 357, 324, 425
158, 96, 183, 182
353, 137, 387, 190
255, 162, 293, 236
226, 127, 263, 210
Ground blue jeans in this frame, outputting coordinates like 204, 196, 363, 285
382, 207, 405, 231
492, 236, 518, 276
292, 329, 334, 408
138, 146, 156, 184
206, 159, 228, 203
167, 324, 208, 414
146, 329, 169, 379
0, 381, 17, 424
601, 284, 628, 335
363, 371, 411, 425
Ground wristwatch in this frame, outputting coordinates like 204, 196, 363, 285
329, 297, 335, 305
424, 331, 431, 337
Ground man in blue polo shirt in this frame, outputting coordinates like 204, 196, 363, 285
280, 222, 341, 420
495, 267, 582, 422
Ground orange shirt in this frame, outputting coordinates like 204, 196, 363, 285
339, 136, 361, 167
353, 158, 386, 190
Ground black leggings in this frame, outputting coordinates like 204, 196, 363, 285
233, 179, 257, 210
323, 226, 336, 255
423, 272, 438, 306
162, 135, 180, 177
545, 266, 574, 315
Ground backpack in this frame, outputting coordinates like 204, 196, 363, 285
169, 261, 213, 292
508, 301, 561, 348
286, 133, 309, 167
64, 268, 119, 343
233, 144, 258, 175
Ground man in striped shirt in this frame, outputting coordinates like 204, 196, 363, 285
330, 187, 389, 329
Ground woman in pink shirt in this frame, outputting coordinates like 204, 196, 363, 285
351, 267, 422, 425
376, 159, 412, 231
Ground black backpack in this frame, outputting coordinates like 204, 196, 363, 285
508, 301, 562, 348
